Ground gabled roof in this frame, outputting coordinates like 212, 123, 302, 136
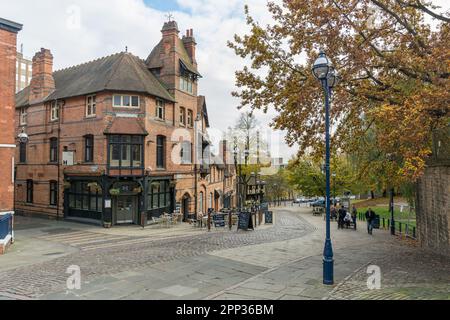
146, 38, 201, 77
198, 96, 210, 128
16, 52, 175, 107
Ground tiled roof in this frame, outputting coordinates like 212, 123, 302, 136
104, 117, 148, 135
16, 52, 175, 107
146, 38, 201, 77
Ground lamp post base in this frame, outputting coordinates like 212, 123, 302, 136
323, 239, 334, 285
390, 223, 395, 236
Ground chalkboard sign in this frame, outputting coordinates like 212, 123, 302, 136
213, 214, 226, 228
261, 203, 269, 213
238, 212, 254, 231
373, 214, 380, 229
265, 211, 273, 224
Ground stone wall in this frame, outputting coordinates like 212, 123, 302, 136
416, 165, 450, 257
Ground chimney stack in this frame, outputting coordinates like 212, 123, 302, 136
29, 48, 55, 103
182, 28, 197, 65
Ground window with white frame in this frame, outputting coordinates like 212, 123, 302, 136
86, 95, 96, 117
187, 109, 193, 127
20, 107, 27, 125
156, 100, 165, 120
113, 94, 140, 108
180, 141, 192, 164
50, 101, 60, 121
179, 76, 194, 94
180, 107, 186, 126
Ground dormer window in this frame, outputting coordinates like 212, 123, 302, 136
179, 60, 199, 95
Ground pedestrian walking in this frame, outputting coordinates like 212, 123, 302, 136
331, 206, 337, 221
365, 208, 376, 235
351, 204, 358, 230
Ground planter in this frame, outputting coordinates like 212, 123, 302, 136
109, 188, 120, 196
133, 186, 143, 194
103, 222, 112, 229
88, 182, 101, 193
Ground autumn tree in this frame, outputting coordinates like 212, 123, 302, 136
286, 155, 358, 198
228, 0, 449, 184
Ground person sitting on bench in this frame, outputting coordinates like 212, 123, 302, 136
344, 211, 352, 228
338, 205, 347, 229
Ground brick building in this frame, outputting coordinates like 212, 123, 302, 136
14, 20, 236, 227
0, 17, 22, 254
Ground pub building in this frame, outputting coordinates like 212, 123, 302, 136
14, 20, 236, 227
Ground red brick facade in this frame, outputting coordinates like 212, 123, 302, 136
0, 18, 22, 254
14, 20, 236, 227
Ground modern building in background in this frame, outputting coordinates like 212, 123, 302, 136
0, 17, 22, 254
271, 157, 287, 170
16, 48, 32, 93
14, 20, 236, 227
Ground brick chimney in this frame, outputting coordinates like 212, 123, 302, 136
161, 21, 179, 52
29, 48, 55, 103
182, 28, 196, 65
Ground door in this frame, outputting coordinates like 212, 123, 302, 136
182, 197, 190, 222
115, 196, 136, 224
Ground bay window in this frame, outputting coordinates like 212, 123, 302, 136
108, 135, 144, 168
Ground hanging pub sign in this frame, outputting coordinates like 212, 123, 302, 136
238, 212, 254, 231
265, 211, 273, 224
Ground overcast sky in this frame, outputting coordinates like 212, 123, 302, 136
1, 0, 448, 162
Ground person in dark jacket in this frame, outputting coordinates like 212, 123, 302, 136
338, 205, 347, 229
351, 205, 358, 230
365, 208, 376, 235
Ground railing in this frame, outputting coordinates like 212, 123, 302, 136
358, 213, 416, 239
0, 213, 13, 241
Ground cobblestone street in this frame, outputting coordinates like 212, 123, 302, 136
0, 207, 448, 300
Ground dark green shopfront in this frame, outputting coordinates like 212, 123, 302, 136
64, 175, 175, 227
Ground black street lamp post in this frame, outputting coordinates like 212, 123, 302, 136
312, 50, 339, 285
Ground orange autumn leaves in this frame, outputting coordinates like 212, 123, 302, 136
228, 0, 449, 183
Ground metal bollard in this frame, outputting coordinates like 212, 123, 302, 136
382, 218, 385, 229
399, 222, 402, 234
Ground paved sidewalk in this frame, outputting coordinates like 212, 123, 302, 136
206, 207, 450, 300
1, 207, 448, 300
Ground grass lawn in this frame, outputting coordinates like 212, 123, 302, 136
356, 206, 417, 228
